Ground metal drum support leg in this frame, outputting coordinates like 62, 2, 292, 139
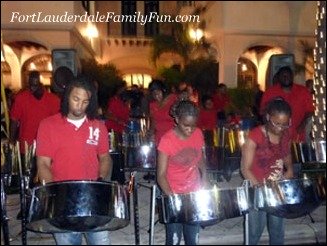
244, 180, 250, 245
149, 184, 157, 245
133, 176, 140, 245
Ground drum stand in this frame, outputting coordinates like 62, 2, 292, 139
243, 180, 250, 245
1, 176, 11, 245
132, 173, 158, 245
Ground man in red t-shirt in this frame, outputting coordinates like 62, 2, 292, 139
10, 71, 60, 153
105, 83, 130, 133
36, 75, 112, 245
260, 66, 314, 142
198, 95, 217, 130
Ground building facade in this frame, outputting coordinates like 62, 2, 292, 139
1, 1, 317, 91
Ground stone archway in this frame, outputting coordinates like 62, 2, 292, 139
21, 54, 52, 89
238, 45, 284, 90
237, 57, 257, 89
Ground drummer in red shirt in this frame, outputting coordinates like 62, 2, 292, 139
198, 95, 217, 131
148, 79, 178, 146
10, 71, 60, 153
212, 83, 232, 124
241, 97, 293, 245
36, 75, 112, 245
157, 100, 208, 245
105, 82, 130, 133
260, 66, 314, 142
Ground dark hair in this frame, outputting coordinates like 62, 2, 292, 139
171, 100, 199, 119
148, 79, 168, 97
264, 97, 292, 120
277, 66, 293, 77
52, 66, 74, 94
28, 71, 40, 82
60, 75, 98, 120
201, 95, 213, 107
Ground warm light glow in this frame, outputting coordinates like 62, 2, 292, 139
86, 23, 99, 38
241, 64, 248, 72
123, 74, 152, 88
189, 28, 204, 42
29, 62, 36, 71
47, 61, 52, 71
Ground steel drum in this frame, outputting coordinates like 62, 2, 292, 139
252, 178, 325, 219
27, 180, 130, 233
313, 140, 326, 163
157, 184, 250, 226
124, 142, 156, 169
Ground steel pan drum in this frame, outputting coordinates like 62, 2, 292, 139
252, 178, 325, 219
157, 184, 250, 226
124, 143, 156, 169
27, 180, 130, 233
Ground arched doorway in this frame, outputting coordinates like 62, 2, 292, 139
21, 54, 52, 89
237, 57, 257, 89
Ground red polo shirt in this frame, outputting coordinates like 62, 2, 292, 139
10, 90, 60, 152
260, 83, 314, 141
36, 113, 109, 181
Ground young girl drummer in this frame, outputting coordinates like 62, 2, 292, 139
156, 99, 208, 245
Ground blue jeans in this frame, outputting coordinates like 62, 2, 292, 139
248, 209, 284, 245
165, 223, 200, 245
54, 231, 110, 245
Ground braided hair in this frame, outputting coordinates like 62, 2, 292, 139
171, 99, 199, 119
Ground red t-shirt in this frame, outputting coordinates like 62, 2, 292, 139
150, 94, 177, 145
260, 83, 314, 141
10, 90, 60, 152
212, 93, 231, 112
158, 128, 204, 194
198, 109, 217, 130
248, 126, 291, 183
105, 96, 130, 133
36, 113, 109, 181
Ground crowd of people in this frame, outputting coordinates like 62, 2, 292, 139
1, 65, 316, 245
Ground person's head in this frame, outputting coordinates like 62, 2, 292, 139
148, 79, 168, 102
264, 97, 292, 136
52, 66, 74, 96
277, 66, 294, 88
172, 100, 199, 138
201, 95, 214, 110
217, 83, 227, 94
28, 71, 43, 93
60, 75, 98, 120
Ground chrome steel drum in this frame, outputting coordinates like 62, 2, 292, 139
157, 184, 250, 226
252, 178, 325, 219
313, 140, 326, 163
27, 180, 130, 233
291, 142, 316, 163
124, 142, 156, 169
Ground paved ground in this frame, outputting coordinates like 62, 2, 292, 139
1, 170, 326, 245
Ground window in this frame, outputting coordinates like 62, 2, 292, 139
144, 1, 159, 36
121, 1, 137, 36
